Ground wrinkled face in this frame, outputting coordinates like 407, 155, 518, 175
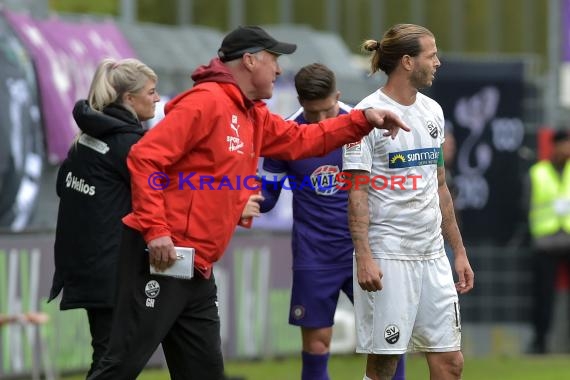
125, 78, 160, 121
410, 35, 441, 89
248, 50, 282, 100
299, 92, 340, 123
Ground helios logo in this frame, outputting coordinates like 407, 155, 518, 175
65, 172, 96, 196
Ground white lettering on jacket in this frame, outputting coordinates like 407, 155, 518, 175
65, 171, 96, 196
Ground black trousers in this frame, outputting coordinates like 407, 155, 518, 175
88, 226, 224, 380
86, 308, 113, 378
531, 251, 569, 349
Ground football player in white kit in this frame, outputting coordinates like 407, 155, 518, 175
342, 24, 474, 380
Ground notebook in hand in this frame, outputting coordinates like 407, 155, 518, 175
149, 247, 194, 280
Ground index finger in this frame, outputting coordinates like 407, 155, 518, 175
386, 112, 410, 130
383, 116, 410, 136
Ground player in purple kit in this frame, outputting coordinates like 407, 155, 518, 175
258, 63, 405, 380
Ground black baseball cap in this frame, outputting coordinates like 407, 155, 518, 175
217, 25, 297, 62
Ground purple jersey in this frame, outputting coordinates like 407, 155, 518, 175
260, 102, 353, 270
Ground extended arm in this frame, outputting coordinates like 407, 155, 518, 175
260, 109, 409, 161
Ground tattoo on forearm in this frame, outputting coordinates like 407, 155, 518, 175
439, 183, 463, 251
348, 194, 369, 242
347, 171, 371, 252
437, 167, 464, 253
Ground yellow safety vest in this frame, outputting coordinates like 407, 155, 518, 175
529, 161, 570, 237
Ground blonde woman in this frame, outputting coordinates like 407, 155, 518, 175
48, 57, 159, 378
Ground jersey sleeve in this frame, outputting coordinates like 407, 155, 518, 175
437, 145, 445, 167
258, 158, 287, 212
435, 102, 446, 146
435, 101, 446, 167
342, 131, 375, 173
261, 158, 288, 180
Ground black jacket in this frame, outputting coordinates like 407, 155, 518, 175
49, 100, 145, 309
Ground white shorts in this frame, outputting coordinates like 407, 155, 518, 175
353, 255, 461, 354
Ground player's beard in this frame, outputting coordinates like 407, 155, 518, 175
410, 66, 434, 90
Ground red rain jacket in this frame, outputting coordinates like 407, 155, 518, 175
123, 58, 373, 275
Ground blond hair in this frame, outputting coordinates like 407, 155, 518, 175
361, 24, 434, 75
87, 58, 157, 118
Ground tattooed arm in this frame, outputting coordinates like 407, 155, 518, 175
438, 166, 474, 294
347, 170, 383, 291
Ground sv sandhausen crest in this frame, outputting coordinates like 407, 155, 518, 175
145, 280, 160, 298
426, 120, 438, 138
384, 324, 400, 344
144, 280, 160, 308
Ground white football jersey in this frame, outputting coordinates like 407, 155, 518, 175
342, 89, 446, 260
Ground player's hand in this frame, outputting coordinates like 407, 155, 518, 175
147, 236, 177, 271
241, 194, 265, 219
356, 255, 383, 291
454, 254, 474, 294
363, 108, 410, 139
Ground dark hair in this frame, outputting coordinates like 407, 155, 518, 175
553, 129, 570, 144
361, 23, 434, 75
294, 63, 336, 101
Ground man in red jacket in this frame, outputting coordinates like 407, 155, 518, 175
88, 26, 409, 380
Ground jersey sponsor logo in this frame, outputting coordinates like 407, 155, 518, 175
384, 324, 400, 344
226, 135, 244, 152
426, 120, 438, 138
310, 165, 340, 196
65, 171, 96, 196
344, 141, 362, 156
227, 114, 244, 154
78, 133, 109, 154
388, 147, 440, 168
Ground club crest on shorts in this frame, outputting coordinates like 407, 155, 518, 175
291, 305, 305, 320
144, 280, 160, 298
384, 324, 400, 344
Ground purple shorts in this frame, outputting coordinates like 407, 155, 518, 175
289, 266, 353, 328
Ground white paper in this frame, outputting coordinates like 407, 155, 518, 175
149, 247, 195, 279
